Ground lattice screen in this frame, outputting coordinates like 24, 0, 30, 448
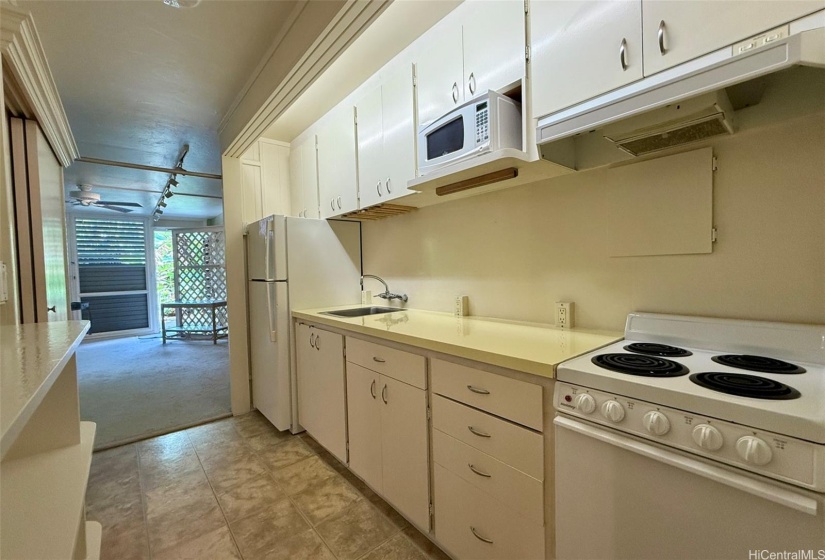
172, 228, 228, 329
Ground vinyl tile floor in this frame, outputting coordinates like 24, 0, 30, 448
86, 411, 451, 560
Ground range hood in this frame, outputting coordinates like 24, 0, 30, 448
536, 11, 825, 170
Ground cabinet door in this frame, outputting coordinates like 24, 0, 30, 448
642, 0, 823, 76
416, 17, 464, 126
317, 106, 358, 218
462, 0, 526, 100
288, 140, 304, 217
297, 325, 347, 462
531, 0, 642, 118
346, 363, 383, 492
380, 375, 429, 530
241, 162, 263, 225
380, 64, 417, 202
260, 141, 291, 217
356, 85, 384, 209
302, 137, 320, 219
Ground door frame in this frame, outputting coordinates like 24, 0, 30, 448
66, 212, 159, 339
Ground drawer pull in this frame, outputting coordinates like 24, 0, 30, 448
373, 357, 386, 363
468, 426, 491, 438
470, 526, 494, 544
468, 463, 492, 478
467, 385, 490, 395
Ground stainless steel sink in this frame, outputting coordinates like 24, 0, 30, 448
320, 306, 398, 318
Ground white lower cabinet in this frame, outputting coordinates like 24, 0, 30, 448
345, 339, 429, 530
296, 324, 347, 462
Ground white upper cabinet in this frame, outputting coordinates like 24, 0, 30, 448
317, 105, 359, 219
357, 64, 417, 208
531, 0, 643, 118
417, 1, 526, 127
462, 0, 526, 100
240, 161, 263, 226
642, 1, 824, 76
288, 135, 320, 219
260, 140, 291, 218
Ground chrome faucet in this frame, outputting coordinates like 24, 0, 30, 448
361, 274, 408, 303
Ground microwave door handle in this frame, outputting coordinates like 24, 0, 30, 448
554, 416, 818, 516
266, 283, 277, 343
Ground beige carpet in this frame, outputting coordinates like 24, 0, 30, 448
77, 336, 231, 449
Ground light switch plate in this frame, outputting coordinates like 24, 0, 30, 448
0, 261, 7, 305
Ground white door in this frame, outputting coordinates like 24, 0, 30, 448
642, 0, 824, 76
380, 63, 417, 203
356, 85, 384, 209
555, 416, 825, 559
415, 16, 464, 126
531, 0, 643, 118
461, 0, 526, 99
296, 325, 347, 462
318, 105, 358, 219
346, 363, 383, 491
302, 135, 320, 219
380, 375, 430, 530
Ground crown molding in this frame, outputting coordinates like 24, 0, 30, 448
1, 5, 79, 167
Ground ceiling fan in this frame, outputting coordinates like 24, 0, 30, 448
66, 185, 143, 213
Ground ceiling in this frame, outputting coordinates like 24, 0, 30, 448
15, 0, 300, 220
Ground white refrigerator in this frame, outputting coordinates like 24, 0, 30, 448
246, 215, 361, 433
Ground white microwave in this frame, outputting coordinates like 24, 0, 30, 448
418, 91, 522, 176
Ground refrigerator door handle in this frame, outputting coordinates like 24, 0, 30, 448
266, 282, 278, 342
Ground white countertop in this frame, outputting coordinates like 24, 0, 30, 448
292, 306, 623, 379
1, 320, 90, 457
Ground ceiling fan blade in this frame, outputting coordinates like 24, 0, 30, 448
96, 201, 143, 207
93, 203, 133, 213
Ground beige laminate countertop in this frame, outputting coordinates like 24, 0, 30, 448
292, 306, 623, 379
0, 320, 90, 457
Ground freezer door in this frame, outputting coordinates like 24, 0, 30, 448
249, 280, 291, 430
247, 215, 287, 281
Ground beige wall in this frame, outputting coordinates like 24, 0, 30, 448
362, 114, 825, 332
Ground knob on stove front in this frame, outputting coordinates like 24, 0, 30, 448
736, 436, 772, 466
601, 400, 625, 423
692, 424, 723, 451
643, 411, 670, 436
573, 393, 596, 414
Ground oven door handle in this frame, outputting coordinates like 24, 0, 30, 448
554, 416, 818, 516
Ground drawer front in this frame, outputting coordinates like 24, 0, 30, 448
432, 395, 543, 480
433, 429, 543, 524
434, 464, 544, 560
431, 359, 542, 430
346, 337, 426, 389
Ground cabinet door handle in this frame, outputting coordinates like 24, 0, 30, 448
337, 196, 342, 209
382, 384, 388, 404
373, 356, 386, 363
468, 426, 491, 438
467, 385, 490, 395
619, 38, 628, 71
385, 178, 391, 194
303, 208, 308, 217
377, 180, 383, 197
330, 199, 335, 212
468, 463, 492, 478
470, 526, 494, 544
315, 335, 321, 351
451, 82, 459, 103
310, 332, 316, 348
468, 72, 476, 95
47, 306, 56, 313
658, 20, 667, 55
370, 379, 376, 399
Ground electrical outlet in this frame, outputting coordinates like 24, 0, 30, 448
454, 295, 469, 317
361, 290, 372, 305
556, 301, 573, 329
0, 261, 7, 304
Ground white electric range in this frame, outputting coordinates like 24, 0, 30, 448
553, 313, 825, 560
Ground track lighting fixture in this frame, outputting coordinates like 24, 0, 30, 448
158, 200, 167, 208
164, 190, 174, 198
156, 209, 164, 215
169, 178, 179, 188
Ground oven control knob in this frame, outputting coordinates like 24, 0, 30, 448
736, 436, 773, 466
573, 393, 596, 414
643, 411, 670, 436
692, 424, 724, 451
601, 400, 625, 423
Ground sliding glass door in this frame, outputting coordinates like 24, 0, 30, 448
68, 216, 157, 336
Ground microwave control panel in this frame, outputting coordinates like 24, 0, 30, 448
475, 101, 489, 144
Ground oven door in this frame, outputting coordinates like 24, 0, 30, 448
555, 415, 824, 560
419, 106, 484, 175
